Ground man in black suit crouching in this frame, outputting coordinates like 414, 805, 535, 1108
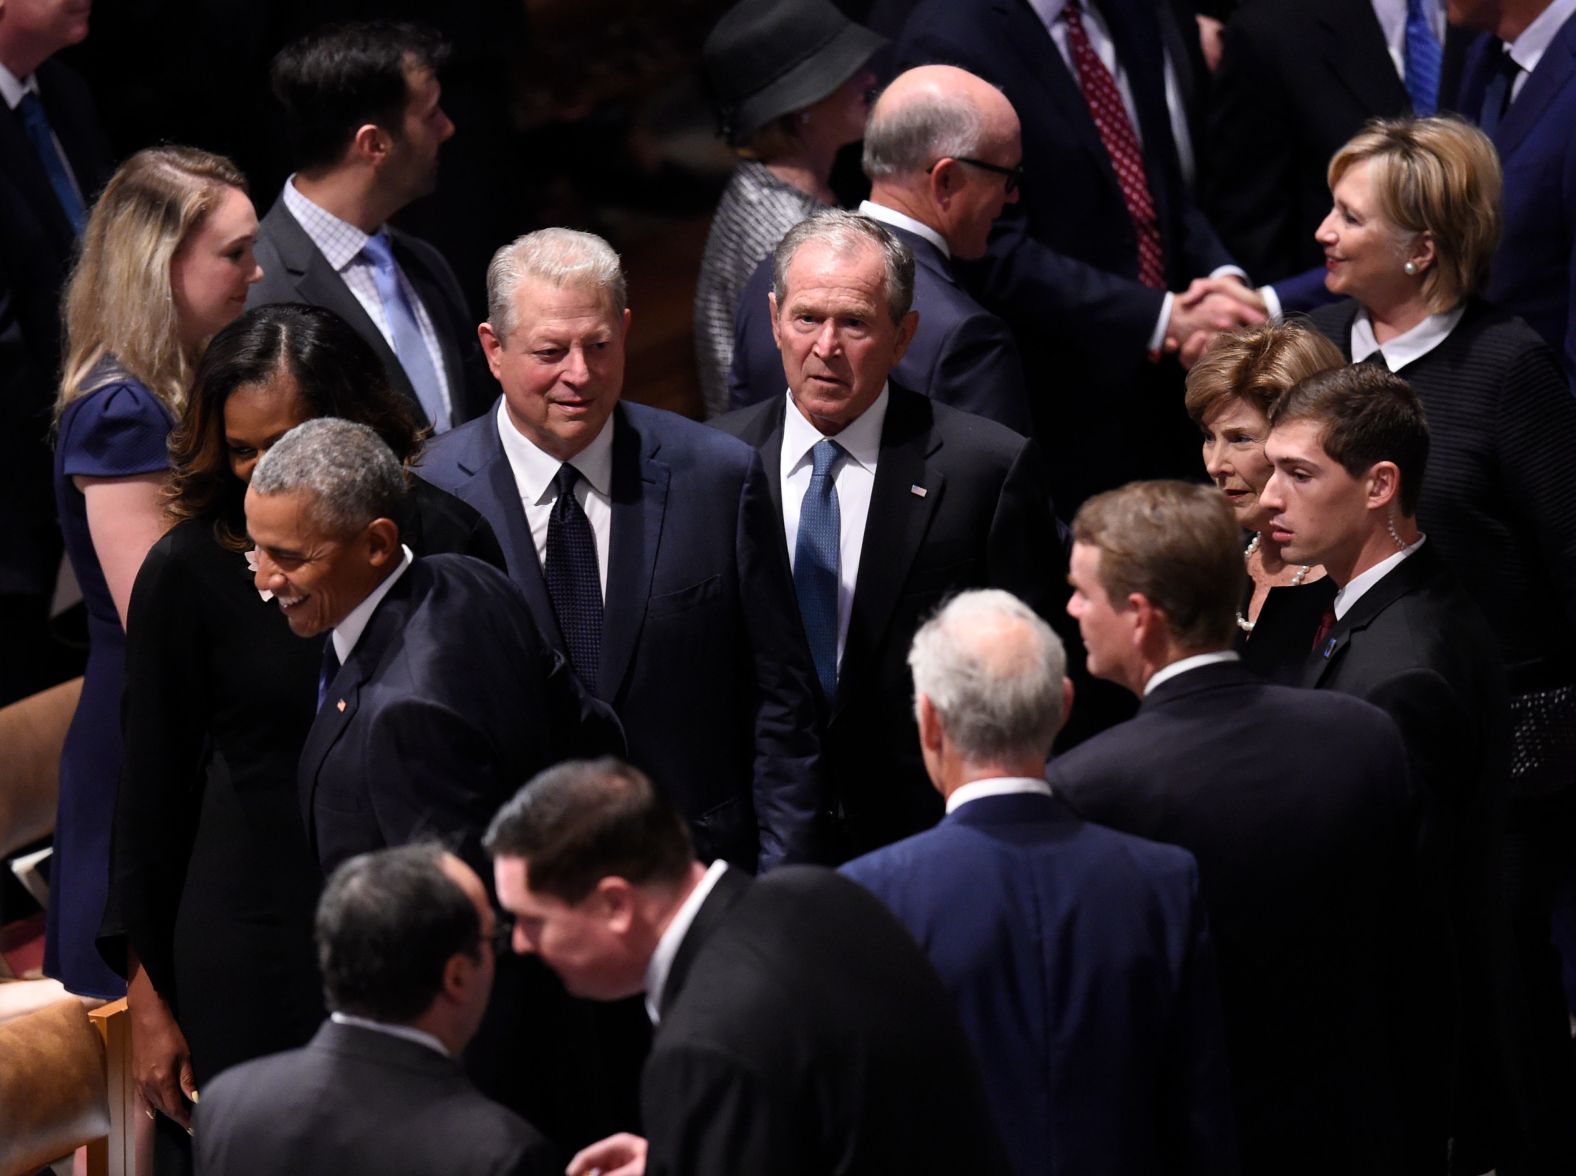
196, 845, 556, 1176
1260, 363, 1516, 1174
489, 757, 1009, 1176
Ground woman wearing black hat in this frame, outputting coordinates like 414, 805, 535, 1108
694, 0, 884, 418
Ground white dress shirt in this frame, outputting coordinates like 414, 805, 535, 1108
495, 402, 614, 600
329, 1011, 450, 1058
331, 545, 414, 664
1369, 0, 1447, 85
1143, 649, 1240, 696
858, 199, 950, 259
283, 178, 453, 425
1505, 0, 1576, 99
779, 388, 887, 673
0, 63, 84, 203
945, 775, 1053, 815
1334, 535, 1427, 620
643, 859, 730, 1025
1349, 304, 1465, 371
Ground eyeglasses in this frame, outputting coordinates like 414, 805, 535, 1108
927, 157, 1024, 194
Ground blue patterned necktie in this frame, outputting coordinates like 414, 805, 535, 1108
360, 232, 448, 432
794, 439, 843, 702
546, 463, 603, 694
1404, 0, 1442, 116
316, 638, 341, 712
16, 91, 87, 234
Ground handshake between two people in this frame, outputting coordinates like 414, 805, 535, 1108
1163, 274, 1268, 369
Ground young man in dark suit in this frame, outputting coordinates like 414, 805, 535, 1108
1050, 478, 1437, 1175
0, 0, 113, 703
488, 757, 1010, 1176
843, 588, 1237, 1176
1261, 363, 1516, 1175
730, 63, 1032, 434
417, 227, 826, 873
714, 209, 1061, 858
249, 22, 491, 431
196, 845, 556, 1176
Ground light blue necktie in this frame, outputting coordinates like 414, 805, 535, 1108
1404, 0, 1443, 116
16, 92, 86, 235
361, 232, 448, 432
794, 439, 843, 703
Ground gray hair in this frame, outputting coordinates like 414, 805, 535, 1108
908, 589, 1067, 763
486, 228, 627, 342
251, 417, 407, 537
770, 210, 915, 325
863, 87, 986, 179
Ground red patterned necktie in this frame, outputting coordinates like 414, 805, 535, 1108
1061, 0, 1166, 289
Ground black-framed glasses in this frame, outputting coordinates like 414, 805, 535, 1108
927, 156, 1024, 194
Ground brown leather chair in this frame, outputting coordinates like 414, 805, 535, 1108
0, 676, 83, 863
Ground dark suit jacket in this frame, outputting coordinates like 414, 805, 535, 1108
897, 0, 1237, 505
0, 59, 114, 597
1205, 0, 1472, 310
842, 791, 1236, 1176
713, 385, 1061, 856
248, 194, 492, 426
1300, 544, 1516, 1170
415, 402, 826, 871
195, 1021, 557, 1176
1457, 12, 1576, 381
298, 553, 619, 878
1052, 661, 1430, 1174
644, 865, 1009, 1174
728, 222, 1033, 434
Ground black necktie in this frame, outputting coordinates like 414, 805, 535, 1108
545, 464, 603, 694
317, 638, 341, 712
1361, 351, 1390, 371
1480, 48, 1523, 137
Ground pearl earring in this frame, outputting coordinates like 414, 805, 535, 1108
1403, 261, 1418, 276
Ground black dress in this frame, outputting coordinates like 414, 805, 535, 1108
103, 478, 505, 1090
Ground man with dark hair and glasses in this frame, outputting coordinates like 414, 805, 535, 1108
730, 64, 1034, 433
195, 845, 557, 1176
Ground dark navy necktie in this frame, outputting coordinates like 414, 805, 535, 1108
360, 232, 448, 432
546, 463, 603, 694
794, 439, 843, 702
1404, 0, 1442, 116
16, 91, 87, 234
317, 638, 341, 712
1479, 49, 1523, 137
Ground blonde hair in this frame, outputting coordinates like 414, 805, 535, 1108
57, 146, 249, 419
1184, 321, 1345, 426
1328, 116, 1502, 313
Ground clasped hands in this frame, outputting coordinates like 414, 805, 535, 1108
1163, 275, 1267, 369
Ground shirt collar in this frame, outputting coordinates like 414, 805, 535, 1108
283, 175, 379, 271
1143, 649, 1240, 696
644, 859, 730, 1025
0, 64, 34, 110
946, 776, 1052, 814
331, 545, 413, 664
859, 199, 950, 260
495, 399, 615, 505
1334, 534, 1427, 620
1507, 0, 1576, 73
781, 384, 889, 476
329, 1011, 451, 1058
1349, 304, 1464, 371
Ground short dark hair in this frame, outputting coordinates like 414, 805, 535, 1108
484, 758, 694, 904
1071, 480, 1243, 652
1268, 364, 1431, 516
270, 21, 451, 173
316, 844, 480, 1023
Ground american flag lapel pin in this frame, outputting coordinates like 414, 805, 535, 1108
910, 484, 927, 498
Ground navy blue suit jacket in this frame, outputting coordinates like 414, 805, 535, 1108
415, 401, 826, 871
1457, 12, 1576, 382
1052, 660, 1437, 1173
842, 790, 1237, 1176
728, 222, 1033, 434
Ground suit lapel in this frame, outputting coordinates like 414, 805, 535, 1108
1315, 0, 1408, 113
839, 388, 941, 717
658, 867, 751, 1021
297, 646, 373, 861
0, 103, 74, 249
1302, 546, 1438, 688
601, 407, 667, 702
1495, 17, 1576, 157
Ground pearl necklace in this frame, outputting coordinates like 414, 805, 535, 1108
1237, 534, 1311, 633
